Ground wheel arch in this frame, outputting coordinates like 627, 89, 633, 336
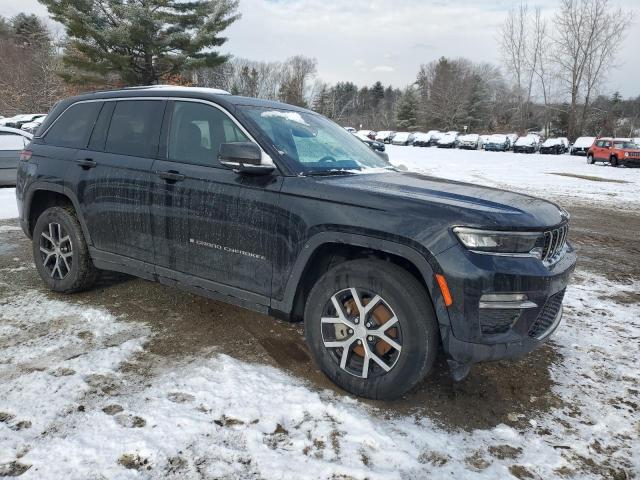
24, 183, 92, 245
270, 232, 451, 328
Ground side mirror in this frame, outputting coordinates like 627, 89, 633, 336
218, 142, 275, 175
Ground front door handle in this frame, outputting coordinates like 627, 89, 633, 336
157, 170, 185, 183
76, 158, 97, 169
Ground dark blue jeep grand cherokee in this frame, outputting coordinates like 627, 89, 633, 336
15, 86, 576, 399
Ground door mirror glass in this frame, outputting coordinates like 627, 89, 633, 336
218, 142, 275, 175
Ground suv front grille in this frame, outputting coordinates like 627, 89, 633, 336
542, 224, 569, 263
528, 289, 565, 338
629, 152, 639, 157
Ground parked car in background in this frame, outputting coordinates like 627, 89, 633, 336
457, 133, 481, 150
391, 132, 413, 146
513, 134, 540, 154
587, 138, 640, 167
506, 133, 519, 149
356, 130, 376, 140
0, 126, 32, 186
21, 116, 46, 135
484, 134, 510, 151
540, 138, 566, 155
411, 132, 432, 147
427, 131, 445, 146
570, 137, 596, 156
375, 131, 396, 143
558, 138, 570, 153
1, 114, 46, 129
437, 132, 459, 148
354, 132, 387, 155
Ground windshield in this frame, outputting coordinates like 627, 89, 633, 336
241, 107, 392, 175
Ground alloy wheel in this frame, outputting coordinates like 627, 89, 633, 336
39, 222, 73, 280
320, 288, 403, 379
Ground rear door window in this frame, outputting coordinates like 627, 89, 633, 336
167, 101, 249, 167
44, 102, 102, 148
105, 100, 164, 157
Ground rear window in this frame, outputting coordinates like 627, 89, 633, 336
44, 102, 102, 148
0, 133, 28, 150
105, 100, 164, 157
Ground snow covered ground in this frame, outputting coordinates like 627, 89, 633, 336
0, 263, 638, 478
388, 146, 640, 210
0, 188, 18, 220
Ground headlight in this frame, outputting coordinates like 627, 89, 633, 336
624, 152, 629, 157
453, 227, 544, 257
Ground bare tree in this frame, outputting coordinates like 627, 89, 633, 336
499, 3, 536, 131
553, 0, 632, 138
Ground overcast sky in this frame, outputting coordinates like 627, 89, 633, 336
3, 0, 639, 97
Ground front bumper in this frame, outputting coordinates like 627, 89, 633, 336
435, 241, 576, 365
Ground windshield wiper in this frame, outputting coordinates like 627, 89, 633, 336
304, 170, 358, 177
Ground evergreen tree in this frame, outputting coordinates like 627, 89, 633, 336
396, 88, 419, 130
11, 13, 50, 46
38, 0, 240, 85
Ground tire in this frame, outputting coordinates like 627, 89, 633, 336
587, 153, 595, 164
304, 259, 439, 400
610, 156, 619, 167
32, 206, 98, 293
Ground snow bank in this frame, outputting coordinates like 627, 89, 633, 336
0, 188, 18, 220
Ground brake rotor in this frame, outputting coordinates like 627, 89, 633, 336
340, 297, 398, 357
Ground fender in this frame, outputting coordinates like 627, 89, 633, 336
24, 181, 93, 246
270, 231, 452, 327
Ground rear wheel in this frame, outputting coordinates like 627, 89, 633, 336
32, 206, 98, 293
587, 153, 595, 164
304, 259, 439, 399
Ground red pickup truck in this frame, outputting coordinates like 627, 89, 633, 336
587, 138, 640, 167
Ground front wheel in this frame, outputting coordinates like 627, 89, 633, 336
304, 259, 439, 399
32, 206, 98, 293
610, 156, 619, 167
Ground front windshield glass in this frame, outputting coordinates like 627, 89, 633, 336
240, 106, 392, 175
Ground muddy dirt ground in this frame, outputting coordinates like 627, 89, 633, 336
1, 200, 638, 435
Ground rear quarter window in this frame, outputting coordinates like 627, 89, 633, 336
44, 102, 102, 148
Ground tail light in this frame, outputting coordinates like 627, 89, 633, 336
20, 150, 32, 161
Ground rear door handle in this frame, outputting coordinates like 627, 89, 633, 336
76, 158, 97, 169
157, 170, 185, 183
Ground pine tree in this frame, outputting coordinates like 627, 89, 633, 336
396, 88, 418, 130
38, 0, 240, 86
11, 13, 50, 46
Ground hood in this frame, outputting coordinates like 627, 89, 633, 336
308, 171, 566, 229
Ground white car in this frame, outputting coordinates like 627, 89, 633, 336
570, 136, 596, 155
437, 133, 459, 148
484, 134, 510, 151
391, 132, 412, 146
21, 116, 46, 134
0, 126, 32, 186
375, 131, 395, 143
0, 113, 46, 129
558, 137, 570, 152
356, 130, 376, 140
513, 134, 541, 154
457, 133, 481, 150
412, 132, 434, 147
